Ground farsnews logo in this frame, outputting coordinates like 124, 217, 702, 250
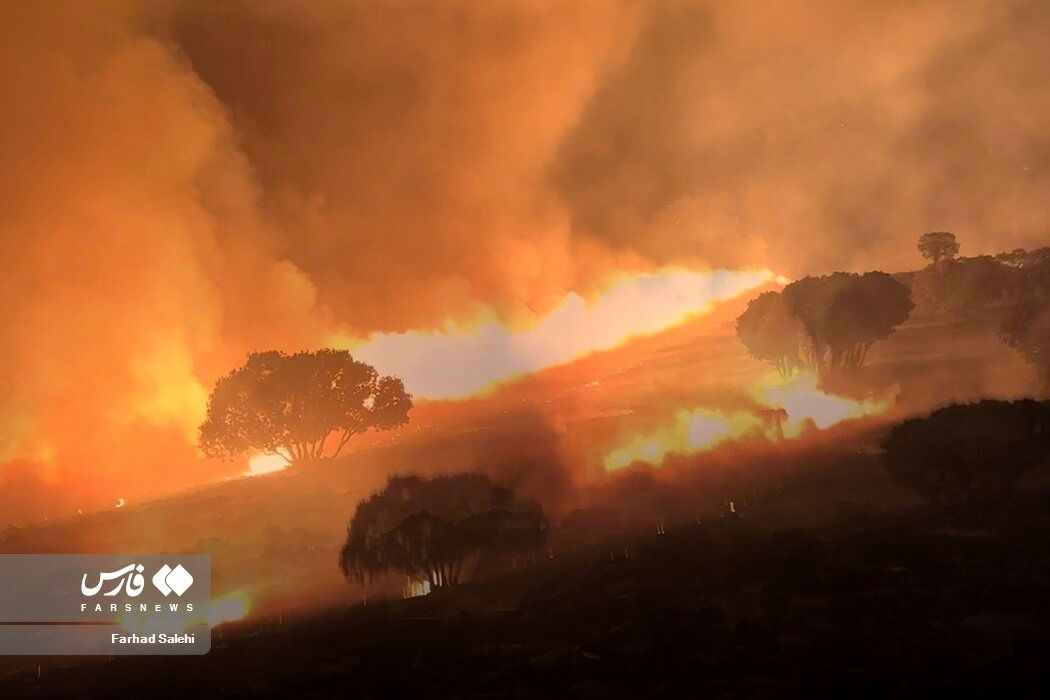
81, 564, 146, 597
0, 553, 210, 653
151, 564, 194, 596
81, 563, 194, 598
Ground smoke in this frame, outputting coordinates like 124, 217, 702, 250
1, 0, 1047, 521
555, 0, 1050, 275
0, 2, 334, 516
0, 0, 640, 519
157, 0, 642, 332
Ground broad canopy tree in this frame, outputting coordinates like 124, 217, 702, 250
737, 272, 913, 375
199, 349, 411, 467
917, 231, 960, 265
340, 474, 546, 589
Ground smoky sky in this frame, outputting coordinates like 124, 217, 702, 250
1, 0, 1047, 520
556, 0, 1050, 273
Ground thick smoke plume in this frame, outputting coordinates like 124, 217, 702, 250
1, 0, 1047, 521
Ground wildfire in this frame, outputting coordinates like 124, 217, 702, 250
604, 408, 760, 472
754, 373, 893, 438
603, 372, 894, 471
335, 267, 775, 399
245, 453, 290, 477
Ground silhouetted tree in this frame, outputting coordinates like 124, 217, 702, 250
199, 350, 411, 467
782, 272, 913, 372
882, 400, 1050, 510
340, 474, 545, 589
736, 291, 804, 376
917, 231, 960, 265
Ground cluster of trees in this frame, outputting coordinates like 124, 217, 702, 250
911, 231, 1014, 317
882, 399, 1050, 511
918, 233, 1050, 274
340, 475, 546, 590
736, 272, 913, 376
909, 232, 1050, 387
199, 350, 411, 467
909, 254, 1012, 317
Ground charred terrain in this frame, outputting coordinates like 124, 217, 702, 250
3, 447, 1050, 697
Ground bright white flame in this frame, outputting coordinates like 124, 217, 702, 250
245, 453, 288, 477
752, 372, 893, 437
336, 268, 774, 399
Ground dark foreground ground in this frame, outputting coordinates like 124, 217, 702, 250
3, 483, 1049, 698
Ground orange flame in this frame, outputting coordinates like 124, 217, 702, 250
752, 372, 894, 438
603, 372, 894, 471
335, 268, 775, 399
245, 453, 289, 477
605, 408, 760, 472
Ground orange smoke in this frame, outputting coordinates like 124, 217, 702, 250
0, 1, 638, 521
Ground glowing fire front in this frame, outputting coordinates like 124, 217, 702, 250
604, 373, 894, 472
604, 409, 759, 472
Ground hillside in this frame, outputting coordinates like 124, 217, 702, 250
0, 273, 1037, 619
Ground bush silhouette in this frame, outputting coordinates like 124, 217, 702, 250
340, 474, 545, 589
882, 400, 1050, 510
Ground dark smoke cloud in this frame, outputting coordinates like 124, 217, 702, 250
155, 0, 640, 332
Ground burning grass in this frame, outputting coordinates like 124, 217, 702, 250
604, 372, 896, 471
